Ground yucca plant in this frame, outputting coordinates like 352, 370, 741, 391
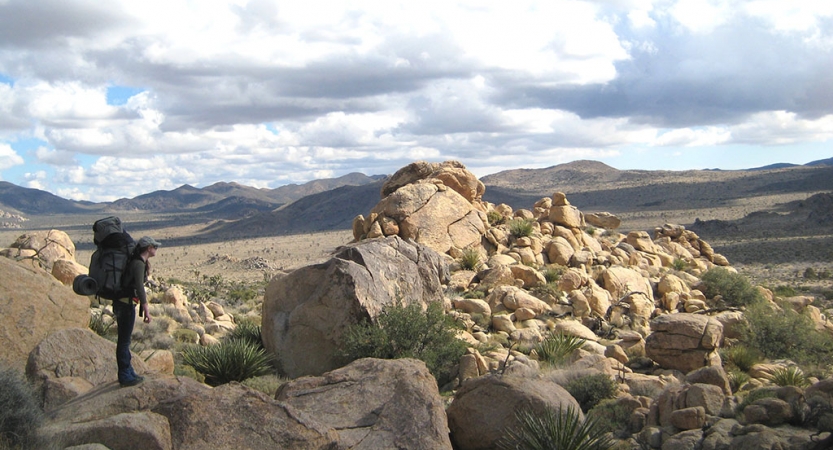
727, 368, 751, 393
181, 339, 274, 386
769, 366, 810, 388
89, 308, 113, 337
508, 218, 535, 238
535, 333, 586, 367
671, 258, 687, 271
459, 247, 482, 271
226, 320, 264, 349
497, 405, 614, 450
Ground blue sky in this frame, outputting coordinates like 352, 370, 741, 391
1, 1, 832, 202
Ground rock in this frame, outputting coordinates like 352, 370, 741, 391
686, 383, 725, 416
0, 257, 89, 372
601, 266, 654, 303
52, 259, 88, 286
686, 365, 732, 396
645, 313, 723, 373
43, 376, 95, 411
497, 286, 551, 315
546, 236, 575, 266
478, 264, 516, 291
662, 429, 703, 449
585, 212, 621, 230
491, 314, 516, 333
277, 358, 452, 450
553, 319, 599, 342
262, 235, 448, 378
743, 398, 793, 426
26, 328, 150, 407
453, 298, 491, 316
39, 411, 173, 450
139, 350, 175, 375
9, 229, 76, 271
549, 205, 583, 229
447, 375, 581, 450
509, 264, 546, 288
162, 286, 189, 312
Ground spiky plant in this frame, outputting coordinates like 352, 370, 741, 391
181, 339, 274, 386
727, 368, 751, 393
720, 345, 762, 372
508, 218, 535, 238
226, 320, 264, 349
88, 308, 113, 337
459, 247, 482, 271
497, 405, 614, 450
535, 333, 586, 367
769, 366, 810, 388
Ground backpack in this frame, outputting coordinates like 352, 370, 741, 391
88, 216, 136, 300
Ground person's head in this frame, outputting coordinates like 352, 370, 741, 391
136, 236, 161, 258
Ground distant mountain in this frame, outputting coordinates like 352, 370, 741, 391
0, 181, 91, 215
748, 163, 799, 171
266, 173, 386, 204
806, 157, 833, 167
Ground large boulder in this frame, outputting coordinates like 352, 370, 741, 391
277, 358, 452, 449
0, 256, 89, 372
446, 375, 582, 450
8, 229, 76, 271
645, 313, 723, 373
262, 235, 448, 378
380, 160, 485, 203
26, 327, 150, 408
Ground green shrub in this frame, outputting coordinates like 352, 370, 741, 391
172, 328, 200, 344
459, 247, 482, 271
89, 308, 113, 337
488, 210, 506, 226
241, 374, 288, 396
0, 366, 45, 450
585, 226, 597, 236
700, 267, 764, 307
508, 218, 535, 238
339, 301, 468, 387
720, 345, 761, 372
174, 364, 206, 383
497, 405, 613, 450
742, 302, 833, 365
672, 258, 687, 271
181, 340, 274, 386
727, 368, 751, 393
462, 290, 485, 299
587, 399, 634, 436
736, 388, 778, 414
535, 333, 586, 367
542, 265, 566, 283
772, 285, 798, 298
769, 366, 810, 388
565, 373, 619, 413
226, 321, 263, 349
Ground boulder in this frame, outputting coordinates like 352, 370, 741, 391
277, 358, 452, 450
262, 235, 448, 378
447, 375, 581, 450
0, 256, 89, 372
585, 212, 621, 230
9, 229, 76, 271
39, 411, 173, 450
52, 259, 88, 286
645, 313, 723, 373
26, 328, 150, 407
381, 160, 484, 203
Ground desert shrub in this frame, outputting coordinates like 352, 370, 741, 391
508, 218, 535, 238
459, 247, 482, 271
700, 267, 763, 307
181, 339, 274, 386
565, 373, 619, 413
225, 321, 263, 349
172, 328, 200, 344
339, 301, 468, 387
804, 267, 818, 280
772, 285, 798, 298
462, 290, 485, 299
89, 308, 113, 337
487, 210, 506, 226
535, 333, 586, 367
0, 366, 45, 450
736, 388, 778, 415
585, 226, 597, 236
241, 374, 288, 396
497, 405, 613, 450
672, 258, 687, 271
587, 399, 634, 437
469, 312, 491, 330
174, 364, 206, 383
720, 345, 762, 372
531, 282, 563, 302
542, 265, 566, 283
769, 366, 810, 388
742, 302, 833, 365
727, 368, 751, 393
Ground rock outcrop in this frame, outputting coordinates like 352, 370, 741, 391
0, 256, 89, 372
262, 235, 448, 378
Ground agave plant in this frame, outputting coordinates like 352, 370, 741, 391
535, 332, 586, 367
508, 218, 535, 238
459, 247, 483, 271
181, 339, 274, 386
497, 405, 613, 450
769, 366, 810, 388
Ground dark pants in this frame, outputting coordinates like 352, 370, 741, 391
112, 300, 139, 384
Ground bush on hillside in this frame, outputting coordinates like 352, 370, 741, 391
508, 218, 535, 238
565, 373, 619, 413
535, 333, 585, 367
0, 366, 46, 450
700, 267, 763, 307
339, 301, 468, 387
742, 302, 833, 365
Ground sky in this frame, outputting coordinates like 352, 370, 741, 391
0, 0, 832, 202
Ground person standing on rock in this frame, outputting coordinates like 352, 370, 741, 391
113, 236, 160, 387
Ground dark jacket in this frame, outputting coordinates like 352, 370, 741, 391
121, 257, 148, 306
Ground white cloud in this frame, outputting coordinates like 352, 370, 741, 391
0, 143, 24, 170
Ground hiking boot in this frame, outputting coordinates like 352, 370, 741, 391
120, 376, 144, 387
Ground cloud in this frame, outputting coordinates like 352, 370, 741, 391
0, 143, 24, 171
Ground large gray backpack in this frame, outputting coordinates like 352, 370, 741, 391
88, 216, 136, 300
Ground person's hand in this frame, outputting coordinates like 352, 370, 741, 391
142, 303, 152, 323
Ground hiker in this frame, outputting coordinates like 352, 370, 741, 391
113, 235, 160, 387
